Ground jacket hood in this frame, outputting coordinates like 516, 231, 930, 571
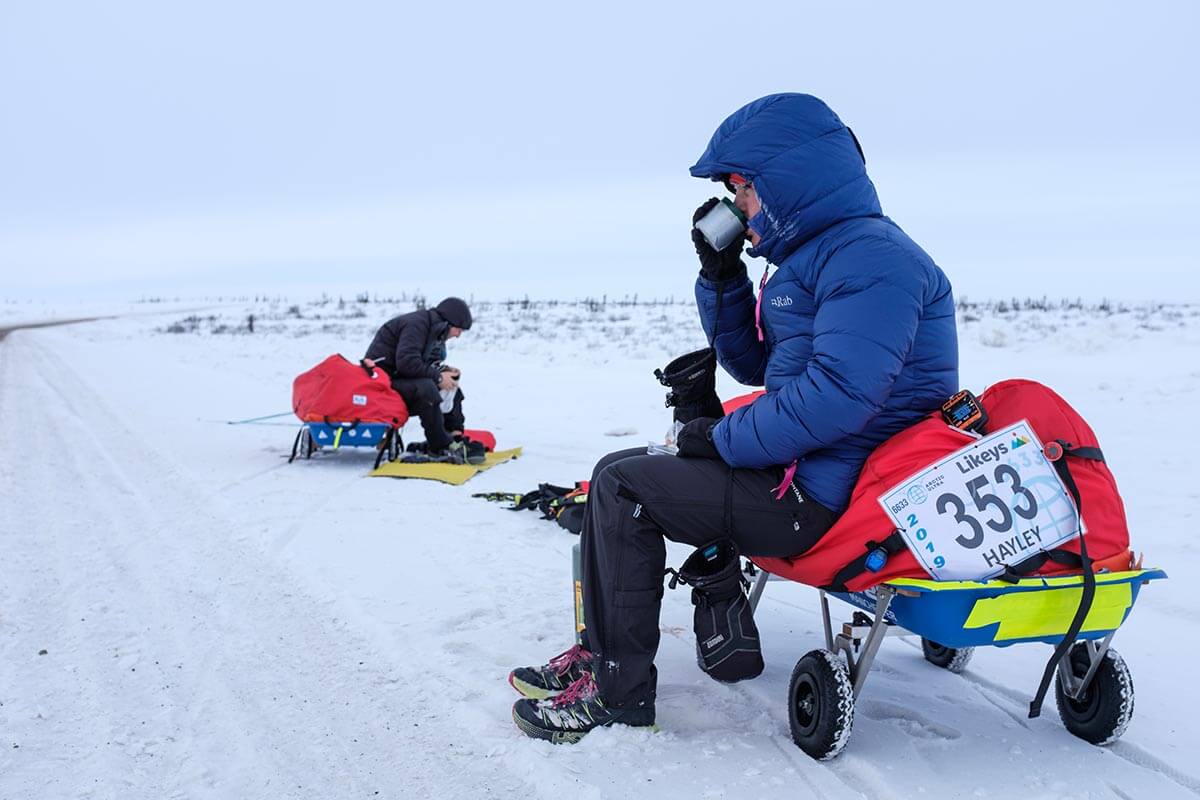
689, 93, 882, 264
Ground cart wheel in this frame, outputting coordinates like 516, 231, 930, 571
302, 428, 316, 459
921, 638, 974, 673
788, 649, 855, 760
1055, 644, 1134, 745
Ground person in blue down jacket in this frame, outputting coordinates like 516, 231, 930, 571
510, 93, 959, 744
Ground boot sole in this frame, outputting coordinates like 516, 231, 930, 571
510, 707, 658, 744
508, 673, 559, 701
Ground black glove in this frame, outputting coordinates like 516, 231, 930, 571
676, 417, 723, 460
692, 198, 746, 282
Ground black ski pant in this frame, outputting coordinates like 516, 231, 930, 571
391, 377, 464, 452
580, 448, 838, 710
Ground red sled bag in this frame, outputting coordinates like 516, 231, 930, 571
722, 390, 765, 414
753, 379, 1131, 592
463, 429, 496, 452
292, 354, 410, 426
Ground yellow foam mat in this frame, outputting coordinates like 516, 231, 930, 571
369, 447, 522, 485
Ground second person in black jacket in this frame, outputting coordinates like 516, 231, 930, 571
364, 297, 474, 459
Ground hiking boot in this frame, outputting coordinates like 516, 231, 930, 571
398, 441, 463, 465
511, 673, 656, 744
509, 643, 594, 700
400, 445, 465, 465
450, 437, 487, 465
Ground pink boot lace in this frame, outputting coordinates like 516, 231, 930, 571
548, 644, 593, 676
552, 672, 598, 708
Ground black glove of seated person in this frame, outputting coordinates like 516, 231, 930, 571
692, 198, 746, 282
676, 417, 722, 460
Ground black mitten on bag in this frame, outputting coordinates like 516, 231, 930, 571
670, 539, 763, 683
654, 347, 725, 425
675, 417, 721, 460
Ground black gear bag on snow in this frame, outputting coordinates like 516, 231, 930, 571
472, 482, 589, 535
669, 539, 764, 683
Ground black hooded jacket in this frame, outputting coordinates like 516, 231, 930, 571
364, 309, 450, 382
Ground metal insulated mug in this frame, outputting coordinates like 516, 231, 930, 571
694, 198, 748, 251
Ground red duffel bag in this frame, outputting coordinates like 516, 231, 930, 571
292, 354, 410, 426
752, 379, 1131, 591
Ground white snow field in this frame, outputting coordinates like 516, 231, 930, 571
2, 296, 1199, 799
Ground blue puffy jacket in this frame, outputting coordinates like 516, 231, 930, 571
691, 94, 958, 512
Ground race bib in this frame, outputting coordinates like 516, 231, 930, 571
878, 420, 1084, 581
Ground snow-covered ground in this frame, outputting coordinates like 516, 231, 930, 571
2, 296, 1199, 799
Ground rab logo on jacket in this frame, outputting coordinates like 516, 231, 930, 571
770, 295, 793, 308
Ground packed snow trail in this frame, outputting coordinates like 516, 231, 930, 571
2, 304, 1199, 799
0, 317, 113, 342
0, 331, 524, 798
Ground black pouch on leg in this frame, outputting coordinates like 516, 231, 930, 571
654, 348, 725, 425
670, 539, 763, 683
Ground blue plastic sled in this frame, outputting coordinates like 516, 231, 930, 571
288, 421, 402, 467
747, 565, 1166, 760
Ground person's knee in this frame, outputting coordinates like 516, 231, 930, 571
593, 456, 644, 512
590, 453, 621, 483
594, 451, 670, 510
584, 467, 626, 529
601, 455, 658, 496
590, 448, 642, 485
407, 379, 440, 409
592, 463, 620, 497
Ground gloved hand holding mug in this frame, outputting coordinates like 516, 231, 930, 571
692, 199, 746, 282
676, 416, 723, 460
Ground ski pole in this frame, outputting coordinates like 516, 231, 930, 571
225, 411, 294, 425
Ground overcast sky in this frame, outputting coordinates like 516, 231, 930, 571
1, 1, 1197, 300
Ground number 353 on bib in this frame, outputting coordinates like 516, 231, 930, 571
878, 420, 1085, 581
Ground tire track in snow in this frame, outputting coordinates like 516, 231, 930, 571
0, 340, 160, 793
893, 635, 1200, 797
1105, 742, 1200, 797
8, 334, 370, 793
657, 624, 874, 799
746, 599, 1200, 797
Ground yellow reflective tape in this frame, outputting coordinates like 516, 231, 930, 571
961, 582, 1133, 641
575, 579, 585, 635
332, 427, 343, 448
886, 570, 1153, 593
